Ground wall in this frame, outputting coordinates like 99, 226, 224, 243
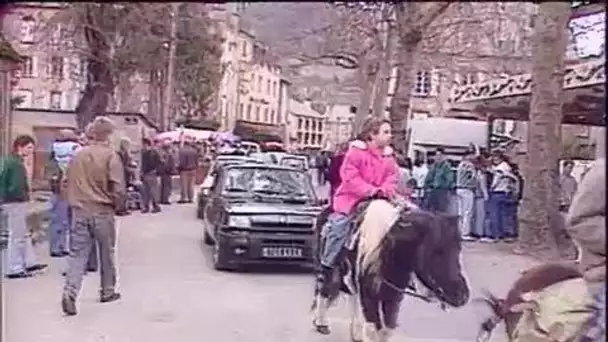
12, 109, 156, 152
287, 99, 326, 149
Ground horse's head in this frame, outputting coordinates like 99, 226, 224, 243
392, 210, 470, 308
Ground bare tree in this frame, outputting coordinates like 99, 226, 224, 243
174, 4, 224, 122
44, 3, 222, 130
518, 2, 572, 257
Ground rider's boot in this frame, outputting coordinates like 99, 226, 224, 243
313, 265, 333, 335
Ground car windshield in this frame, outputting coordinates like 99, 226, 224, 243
216, 157, 256, 166
280, 157, 305, 170
222, 167, 314, 200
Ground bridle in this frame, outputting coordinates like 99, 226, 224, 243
380, 276, 448, 310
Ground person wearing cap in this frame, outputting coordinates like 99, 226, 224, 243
62, 116, 124, 315
47, 129, 81, 257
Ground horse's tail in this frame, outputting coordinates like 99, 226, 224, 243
473, 289, 505, 342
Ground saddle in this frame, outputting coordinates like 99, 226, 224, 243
344, 197, 414, 250
344, 200, 375, 250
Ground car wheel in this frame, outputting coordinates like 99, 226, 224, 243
212, 240, 235, 271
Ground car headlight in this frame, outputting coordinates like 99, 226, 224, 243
228, 216, 250, 227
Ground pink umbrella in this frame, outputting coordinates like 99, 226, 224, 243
156, 128, 214, 143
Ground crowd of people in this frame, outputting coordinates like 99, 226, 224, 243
0, 115, 603, 337
319, 142, 587, 245
0, 117, 224, 315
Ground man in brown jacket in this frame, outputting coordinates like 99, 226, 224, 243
62, 117, 125, 316
177, 137, 199, 203
566, 157, 605, 340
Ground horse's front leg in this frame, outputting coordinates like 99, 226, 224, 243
358, 280, 383, 342
378, 295, 403, 341
349, 293, 364, 342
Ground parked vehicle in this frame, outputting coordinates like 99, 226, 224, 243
200, 163, 325, 271
240, 141, 261, 155
196, 155, 262, 219
250, 152, 309, 171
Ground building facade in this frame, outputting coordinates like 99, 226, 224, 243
324, 104, 354, 150
4, 3, 149, 114
211, 7, 288, 139
286, 99, 326, 150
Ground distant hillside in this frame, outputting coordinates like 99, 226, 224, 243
241, 3, 360, 106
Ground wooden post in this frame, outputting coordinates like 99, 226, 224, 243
486, 113, 494, 152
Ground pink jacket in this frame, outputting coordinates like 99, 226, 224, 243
332, 140, 398, 215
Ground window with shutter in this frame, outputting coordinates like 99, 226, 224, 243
50, 24, 62, 45
413, 71, 432, 97
50, 91, 62, 109
20, 18, 35, 44
49, 57, 64, 79
20, 56, 34, 77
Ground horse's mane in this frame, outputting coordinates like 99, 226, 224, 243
358, 202, 454, 277
357, 200, 402, 275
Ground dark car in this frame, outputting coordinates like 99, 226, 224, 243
196, 156, 263, 219
201, 163, 325, 271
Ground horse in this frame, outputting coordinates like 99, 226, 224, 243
475, 262, 594, 342
311, 199, 470, 342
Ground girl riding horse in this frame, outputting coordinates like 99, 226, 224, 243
314, 117, 398, 333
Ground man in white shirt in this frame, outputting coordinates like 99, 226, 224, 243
485, 152, 517, 242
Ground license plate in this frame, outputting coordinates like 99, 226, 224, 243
262, 247, 303, 258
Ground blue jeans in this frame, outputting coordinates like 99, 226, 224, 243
503, 201, 518, 238
319, 212, 352, 267
582, 284, 606, 341
486, 192, 510, 239
2, 202, 38, 275
49, 194, 70, 255
471, 197, 486, 238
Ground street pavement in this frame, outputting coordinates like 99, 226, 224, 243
3, 184, 537, 342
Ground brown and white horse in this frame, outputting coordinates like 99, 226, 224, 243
312, 199, 470, 342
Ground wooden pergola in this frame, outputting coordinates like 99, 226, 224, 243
448, 58, 605, 148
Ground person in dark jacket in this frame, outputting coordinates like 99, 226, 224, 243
115, 138, 133, 216
177, 138, 199, 203
140, 138, 162, 213
326, 143, 348, 208
158, 140, 176, 205
0, 135, 48, 278
423, 147, 455, 213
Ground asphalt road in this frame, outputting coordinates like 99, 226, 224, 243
3, 185, 536, 342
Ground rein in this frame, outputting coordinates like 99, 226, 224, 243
380, 277, 448, 310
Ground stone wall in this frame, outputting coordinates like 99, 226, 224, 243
11, 109, 158, 187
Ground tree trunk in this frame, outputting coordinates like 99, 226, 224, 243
390, 16, 421, 155
518, 2, 571, 257
75, 5, 114, 130
372, 24, 395, 119
390, 2, 450, 155
351, 59, 376, 137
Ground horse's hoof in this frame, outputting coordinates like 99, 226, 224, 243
314, 324, 331, 335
